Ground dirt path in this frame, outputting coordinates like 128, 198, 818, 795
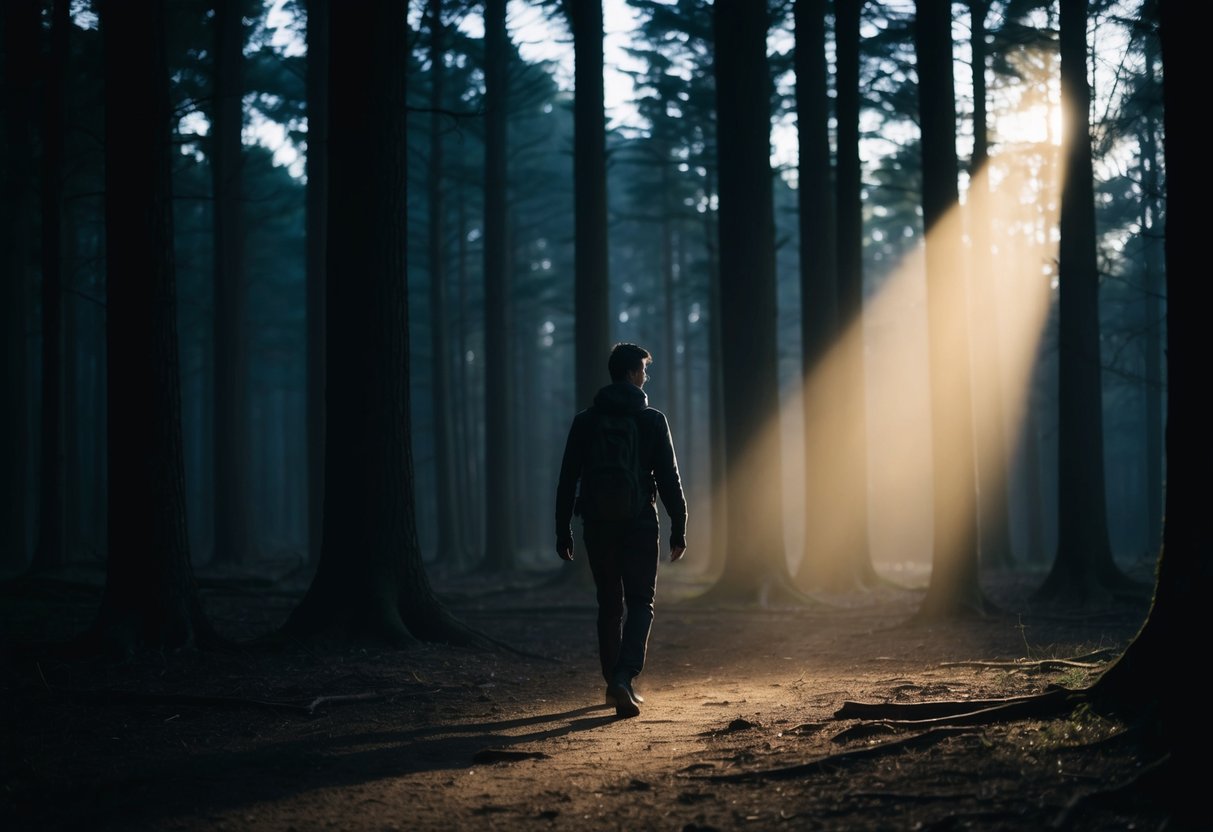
1, 567, 1164, 831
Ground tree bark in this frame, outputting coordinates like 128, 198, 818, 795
1035, 0, 1138, 604
211, 0, 251, 566
1089, 5, 1210, 819
965, 0, 1014, 570
479, 0, 516, 571
568, 0, 611, 418
283, 0, 480, 646
698, 0, 800, 606
31, 0, 70, 573
828, 0, 873, 586
1138, 32, 1163, 560
93, 0, 215, 652
0, 0, 39, 574
427, 0, 461, 565
793, 0, 877, 592
305, 0, 329, 568
913, 0, 991, 619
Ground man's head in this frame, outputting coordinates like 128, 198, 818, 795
608, 342, 652, 387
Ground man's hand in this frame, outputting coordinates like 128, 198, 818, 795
557, 541, 574, 561
670, 545, 686, 563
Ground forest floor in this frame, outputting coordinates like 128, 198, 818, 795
0, 555, 1179, 832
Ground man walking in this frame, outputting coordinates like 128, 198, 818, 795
556, 343, 687, 717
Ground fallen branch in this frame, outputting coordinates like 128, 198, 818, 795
834, 687, 1075, 721
705, 727, 973, 782
938, 659, 1103, 672
836, 690, 1081, 729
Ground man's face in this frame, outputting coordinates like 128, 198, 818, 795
628, 361, 650, 389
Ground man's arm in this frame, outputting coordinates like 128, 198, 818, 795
554, 414, 584, 560
653, 413, 687, 558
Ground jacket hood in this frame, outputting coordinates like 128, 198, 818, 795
592, 381, 648, 415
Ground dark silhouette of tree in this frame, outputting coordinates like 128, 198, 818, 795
566, 0, 610, 428
1088, 3, 1208, 814
792, 0, 878, 593
697, 0, 802, 606
282, 0, 481, 645
0, 0, 39, 573
966, 0, 1014, 570
426, 0, 461, 565
914, 0, 992, 619
479, 0, 517, 571
211, 0, 251, 566
1035, 0, 1140, 604
1137, 24, 1163, 561
828, 0, 874, 586
90, 0, 217, 651
305, 0, 328, 568
30, 0, 69, 573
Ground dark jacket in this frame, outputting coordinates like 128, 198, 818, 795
555, 381, 687, 549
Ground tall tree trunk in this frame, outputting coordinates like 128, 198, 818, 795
455, 186, 477, 562
427, 0, 460, 564
305, 0, 329, 568
914, 0, 991, 619
211, 0, 251, 566
793, 0, 875, 592
31, 0, 70, 573
92, 0, 216, 652
283, 0, 482, 646
1022, 388, 1046, 564
480, 0, 516, 570
0, 0, 39, 574
966, 0, 1014, 570
568, 0, 610, 418
699, 0, 801, 606
830, 0, 873, 584
1089, 4, 1210, 817
705, 168, 726, 578
1139, 33, 1163, 560
1035, 0, 1138, 604
660, 162, 676, 429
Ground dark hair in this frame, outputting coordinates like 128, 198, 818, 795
608, 343, 652, 382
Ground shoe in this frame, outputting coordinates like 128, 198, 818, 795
605, 680, 641, 718
604, 684, 644, 705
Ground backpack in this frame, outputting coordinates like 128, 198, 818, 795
581, 411, 643, 523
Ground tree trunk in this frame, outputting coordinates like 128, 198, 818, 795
1035, 0, 1138, 604
705, 168, 727, 578
569, 0, 611, 419
966, 0, 1014, 570
0, 0, 39, 574
283, 0, 480, 646
1089, 5, 1209, 818
305, 0, 329, 568
479, 0, 516, 571
211, 0, 251, 566
698, 0, 800, 606
793, 0, 876, 592
455, 187, 478, 563
92, 0, 215, 652
1138, 33, 1163, 560
827, 0, 873, 586
31, 0, 70, 573
427, 0, 461, 564
914, 0, 991, 619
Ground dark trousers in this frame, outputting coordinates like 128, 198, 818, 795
583, 522, 660, 683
